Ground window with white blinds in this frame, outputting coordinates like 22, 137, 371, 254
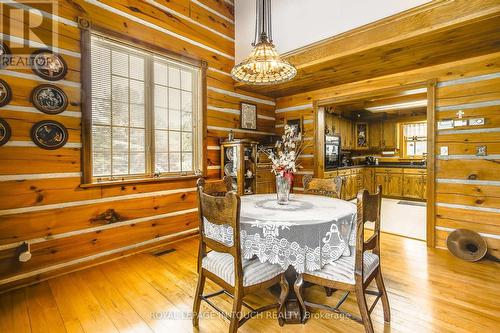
403, 122, 427, 157
90, 35, 202, 182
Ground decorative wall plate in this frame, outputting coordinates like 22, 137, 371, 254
31, 84, 68, 114
0, 79, 12, 107
0, 42, 11, 69
0, 118, 12, 147
30, 49, 68, 81
31, 120, 68, 150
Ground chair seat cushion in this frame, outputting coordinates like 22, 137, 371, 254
306, 252, 379, 285
202, 251, 284, 287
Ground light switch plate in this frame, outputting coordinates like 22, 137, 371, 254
440, 146, 449, 156
469, 118, 485, 126
476, 146, 487, 156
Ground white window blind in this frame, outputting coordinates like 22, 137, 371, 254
90, 35, 202, 182
403, 122, 427, 157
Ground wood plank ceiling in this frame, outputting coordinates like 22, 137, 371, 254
236, 0, 500, 98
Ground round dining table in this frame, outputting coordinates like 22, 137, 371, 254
203, 193, 357, 324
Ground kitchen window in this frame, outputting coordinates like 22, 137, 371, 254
86, 34, 203, 183
402, 122, 427, 157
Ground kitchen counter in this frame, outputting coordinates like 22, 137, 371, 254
328, 164, 426, 171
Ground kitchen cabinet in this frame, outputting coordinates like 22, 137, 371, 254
374, 173, 389, 196
403, 174, 423, 199
369, 121, 382, 149
382, 121, 397, 149
387, 172, 403, 197
363, 167, 375, 193
338, 168, 364, 200
375, 168, 404, 197
323, 166, 426, 200
369, 121, 397, 150
403, 168, 427, 200
338, 118, 355, 150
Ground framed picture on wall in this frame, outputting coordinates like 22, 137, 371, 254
286, 116, 302, 135
355, 122, 369, 149
240, 102, 257, 130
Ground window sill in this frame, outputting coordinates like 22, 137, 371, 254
80, 174, 202, 188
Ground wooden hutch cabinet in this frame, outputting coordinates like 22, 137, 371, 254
221, 140, 258, 196
255, 144, 276, 194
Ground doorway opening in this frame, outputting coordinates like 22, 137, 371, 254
315, 82, 435, 243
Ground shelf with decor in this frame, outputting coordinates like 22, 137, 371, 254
220, 139, 258, 196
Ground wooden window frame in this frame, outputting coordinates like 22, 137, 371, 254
399, 120, 427, 159
79, 18, 207, 187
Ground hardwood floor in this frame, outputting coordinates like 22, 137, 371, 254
0, 233, 499, 333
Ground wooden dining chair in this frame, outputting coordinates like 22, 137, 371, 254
193, 178, 289, 332
198, 175, 233, 196
294, 185, 390, 333
303, 174, 343, 198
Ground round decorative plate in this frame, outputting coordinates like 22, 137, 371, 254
31, 84, 68, 114
0, 79, 12, 107
0, 42, 11, 69
0, 118, 12, 147
224, 162, 236, 177
226, 147, 234, 161
31, 120, 68, 150
30, 49, 68, 81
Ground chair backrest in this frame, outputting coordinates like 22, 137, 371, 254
303, 175, 343, 198
197, 176, 233, 196
196, 178, 243, 283
354, 185, 382, 278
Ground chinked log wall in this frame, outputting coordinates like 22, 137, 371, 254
0, 0, 275, 291
275, 52, 500, 257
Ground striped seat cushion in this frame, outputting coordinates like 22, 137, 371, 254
202, 251, 284, 287
307, 252, 379, 285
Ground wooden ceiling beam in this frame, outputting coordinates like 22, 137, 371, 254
235, 0, 500, 98
282, 0, 500, 69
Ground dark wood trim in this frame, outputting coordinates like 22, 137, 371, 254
79, 21, 92, 185
201, 61, 208, 177
314, 101, 325, 178
426, 79, 437, 248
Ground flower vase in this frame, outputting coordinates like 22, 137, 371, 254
276, 174, 291, 205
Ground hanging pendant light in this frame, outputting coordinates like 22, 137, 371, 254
231, 0, 296, 85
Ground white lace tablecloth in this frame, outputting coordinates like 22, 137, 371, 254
204, 194, 357, 273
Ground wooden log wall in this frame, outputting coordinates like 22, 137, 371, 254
275, 52, 500, 256
0, 0, 275, 291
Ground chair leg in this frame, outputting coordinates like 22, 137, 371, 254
229, 290, 243, 333
294, 274, 307, 324
355, 286, 374, 333
278, 274, 289, 326
375, 269, 391, 323
192, 273, 206, 327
